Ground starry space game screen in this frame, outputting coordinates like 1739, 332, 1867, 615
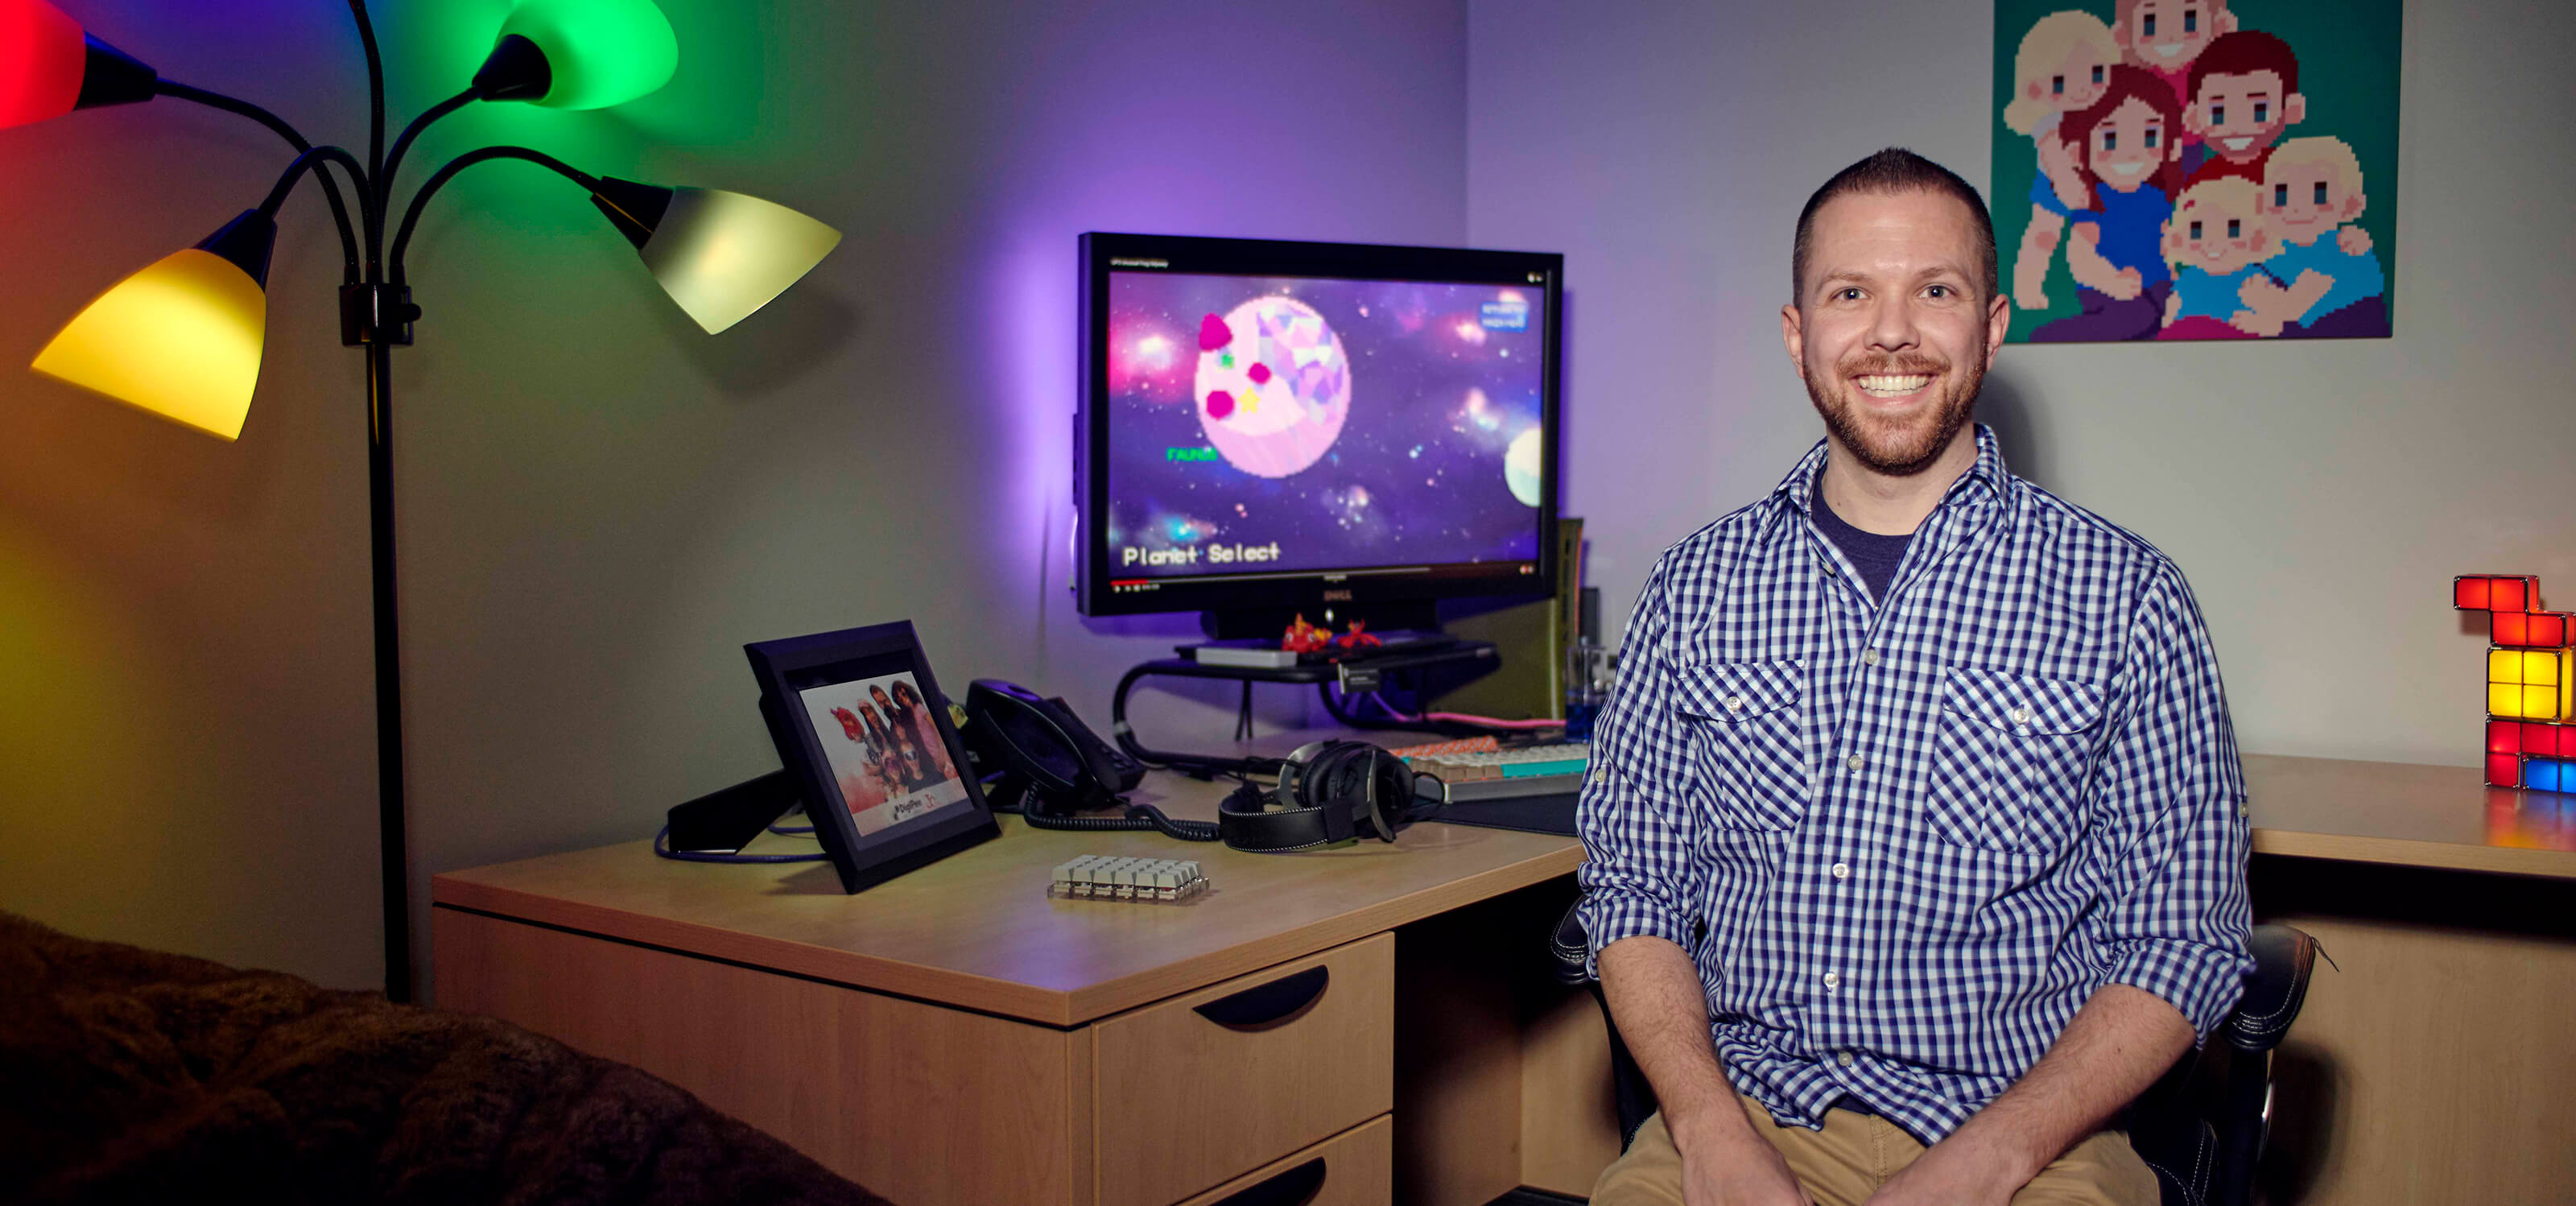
1100, 271, 1548, 587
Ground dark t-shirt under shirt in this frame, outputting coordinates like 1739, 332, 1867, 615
1811, 491, 1913, 603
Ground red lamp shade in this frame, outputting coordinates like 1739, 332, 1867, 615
0, 0, 154, 131
0, 0, 85, 129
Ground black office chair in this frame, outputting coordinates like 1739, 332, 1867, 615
1547, 907, 2319, 1206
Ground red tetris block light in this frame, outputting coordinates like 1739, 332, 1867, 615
2494, 609, 2575, 648
2455, 574, 2540, 613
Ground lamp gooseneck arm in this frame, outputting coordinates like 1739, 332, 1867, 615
258, 147, 375, 226
153, 81, 365, 281
380, 89, 481, 217
389, 147, 603, 283
349, 0, 388, 266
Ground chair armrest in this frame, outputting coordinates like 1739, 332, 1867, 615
2223, 923, 2319, 1054
1550, 898, 1594, 986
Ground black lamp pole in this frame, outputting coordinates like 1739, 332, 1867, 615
118, 2, 639, 1002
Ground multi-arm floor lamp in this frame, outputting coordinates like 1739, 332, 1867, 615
4, 0, 841, 1001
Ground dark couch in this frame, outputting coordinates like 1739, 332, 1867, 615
0, 912, 892, 1206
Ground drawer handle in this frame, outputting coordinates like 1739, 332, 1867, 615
1194, 965, 1329, 1029
1212, 1156, 1326, 1206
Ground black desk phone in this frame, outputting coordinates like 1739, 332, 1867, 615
961, 679, 1215, 840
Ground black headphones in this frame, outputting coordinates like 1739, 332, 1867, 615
1219, 740, 1437, 852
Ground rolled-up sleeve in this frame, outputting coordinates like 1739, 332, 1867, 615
2083, 562, 2254, 1038
1575, 558, 1708, 977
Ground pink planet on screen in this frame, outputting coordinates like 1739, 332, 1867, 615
1191, 296, 1351, 479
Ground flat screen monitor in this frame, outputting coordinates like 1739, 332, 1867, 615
1076, 233, 1562, 622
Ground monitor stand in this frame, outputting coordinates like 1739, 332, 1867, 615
1110, 636, 1504, 778
1200, 601, 1439, 642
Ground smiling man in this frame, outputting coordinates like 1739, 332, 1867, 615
1578, 148, 2252, 1206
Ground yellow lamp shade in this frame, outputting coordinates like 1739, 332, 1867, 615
637, 188, 840, 334
31, 213, 274, 440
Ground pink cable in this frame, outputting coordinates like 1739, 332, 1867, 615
1424, 711, 1565, 730
1362, 692, 1565, 731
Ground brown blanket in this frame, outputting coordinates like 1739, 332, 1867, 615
0, 912, 891, 1206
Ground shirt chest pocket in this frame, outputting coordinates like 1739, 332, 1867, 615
1673, 660, 1807, 832
1926, 666, 2107, 854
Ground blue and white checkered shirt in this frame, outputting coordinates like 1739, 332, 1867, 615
1576, 426, 2251, 1145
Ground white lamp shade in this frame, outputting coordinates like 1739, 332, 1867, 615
638, 188, 841, 334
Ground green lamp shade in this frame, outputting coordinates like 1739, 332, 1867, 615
495, 0, 677, 109
592, 180, 840, 334
31, 213, 275, 440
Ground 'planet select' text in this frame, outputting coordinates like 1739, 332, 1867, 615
1122, 543, 1282, 568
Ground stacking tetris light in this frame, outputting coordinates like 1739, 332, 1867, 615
2456, 574, 2576, 787
0, 0, 155, 130
588, 178, 843, 333
31, 210, 275, 440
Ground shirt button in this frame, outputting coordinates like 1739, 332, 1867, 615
1845, 754, 1864, 772
1861, 648, 1880, 667
1831, 862, 1850, 880
2009, 705, 2031, 724
1837, 1050, 1856, 1068
1725, 696, 1744, 713
1822, 971, 1840, 990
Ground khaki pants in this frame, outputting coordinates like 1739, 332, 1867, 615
1593, 1097, 2158, 1206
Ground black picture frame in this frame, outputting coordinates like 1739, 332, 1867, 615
745, 620, 999, 894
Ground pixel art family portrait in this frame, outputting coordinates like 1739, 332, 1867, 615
1992, 0, 2401, 342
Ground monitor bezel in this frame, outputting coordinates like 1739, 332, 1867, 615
1075, 231, 1562, 620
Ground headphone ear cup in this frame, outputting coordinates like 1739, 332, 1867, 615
1277, 739, 1340, 810
1364, 749, 1411, 840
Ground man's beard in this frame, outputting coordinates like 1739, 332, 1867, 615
1804, 348, 1983, 477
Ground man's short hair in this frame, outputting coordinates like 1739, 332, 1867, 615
2187, 30, 2298, 100
1791, 147, 1999, 304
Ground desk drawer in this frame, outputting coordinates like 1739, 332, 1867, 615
1175, 1115, 1391, 1206
1096, 932, 1394, 1205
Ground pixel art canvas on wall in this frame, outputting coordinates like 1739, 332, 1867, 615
1991, 0, 2401, 342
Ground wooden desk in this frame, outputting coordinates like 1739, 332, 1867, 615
2245, 753, 2576, 878
2235, 754, 2576, 1206
432, 732, 1592, 1206
433, 745, 2576, 1206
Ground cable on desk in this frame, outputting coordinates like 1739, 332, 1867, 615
1318, 681, 1567, 736
983, 775, 1222, 841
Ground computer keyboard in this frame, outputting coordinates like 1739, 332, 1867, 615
1393, 738, 1590, 802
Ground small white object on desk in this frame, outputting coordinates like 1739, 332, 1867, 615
1051, 854, 1211, 902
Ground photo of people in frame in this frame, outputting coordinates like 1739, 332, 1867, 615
799, 671, 970, 837
1992, 0, 2400, 342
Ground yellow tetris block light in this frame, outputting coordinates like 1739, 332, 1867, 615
2488, 646, 2576, 721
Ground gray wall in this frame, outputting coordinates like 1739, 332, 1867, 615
1468, 0, 2576, 769
0, 0, 1468, 992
